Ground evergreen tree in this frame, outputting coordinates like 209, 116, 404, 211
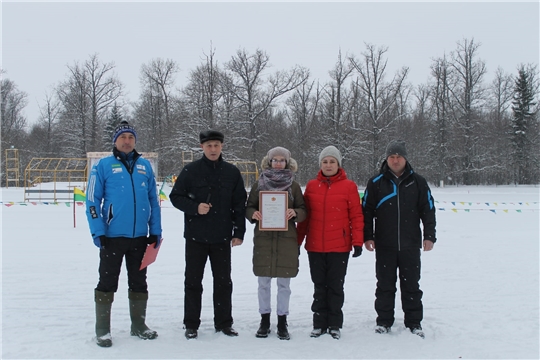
511, 65, 538, 184
102, 103, 123, 150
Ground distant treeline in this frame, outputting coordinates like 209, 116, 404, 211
1, 38, 539, 186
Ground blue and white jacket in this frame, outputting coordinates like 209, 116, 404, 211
86, 148, 161, 239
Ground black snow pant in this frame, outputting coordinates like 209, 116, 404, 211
374, 247, 423, 328
308, 251, 349, 329
95, 236, 148, 293
183, 239, 233, 330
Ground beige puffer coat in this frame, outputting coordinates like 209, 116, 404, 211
245, 155, 307, 278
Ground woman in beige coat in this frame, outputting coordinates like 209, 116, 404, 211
246, 147, 306, 340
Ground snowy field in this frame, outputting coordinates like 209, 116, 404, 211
1, 184, 539, 359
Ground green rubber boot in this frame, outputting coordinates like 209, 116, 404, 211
129, 291, 158, 340
95, 290, 114, 347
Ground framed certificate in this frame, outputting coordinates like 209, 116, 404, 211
259, 191, 288, 231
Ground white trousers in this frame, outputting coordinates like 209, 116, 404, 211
258, 277, 291, 316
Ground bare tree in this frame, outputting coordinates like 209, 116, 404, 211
448, 38, 487, 184
429, 55, 454, 184
477, 67, 515, 183
324, 50, 355, 136
36, 91, 61, 156
0, 73, 28, 186
182, 45, 227, 150
140, 58, 178, 127
56, 62, 90, 156
137, 58, 179, 149
349, 43, 409, 172
285, 80, 323, 183
185, 45, 223, 129
489, 67, 514, 122
55, 54, 123, 155
408, 84, 435, 180
318, 50, 372, 182
135, 58, 181, 176
224, 48, 309, 161
84, 54, 123, 151
1, 76, 28, 147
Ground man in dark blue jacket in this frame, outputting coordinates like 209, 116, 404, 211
170, 130, 246, 340
362, 140, 436, 339
86, 121, 162, 347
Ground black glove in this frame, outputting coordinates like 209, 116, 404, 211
147, 235, 161, 249
352, 245, 363, 258
93, 236, 109, 249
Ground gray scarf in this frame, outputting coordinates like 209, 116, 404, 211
258, 169, 294, 199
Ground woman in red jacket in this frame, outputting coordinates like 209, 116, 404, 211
297, 145, 364, 340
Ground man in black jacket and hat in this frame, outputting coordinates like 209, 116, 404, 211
170, 130, 247, 340
362, 140, 436, 339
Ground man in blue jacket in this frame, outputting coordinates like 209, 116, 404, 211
86, 121, 162, 347
362, 140, 436, 339
169, 130, 246, 340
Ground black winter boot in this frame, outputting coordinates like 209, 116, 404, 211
256, 313, 271, 338
277, 315, 290, 340
128, 291, 158, 340
95, 290, 114, 347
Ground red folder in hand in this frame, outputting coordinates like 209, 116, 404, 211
139, 238, 163, 270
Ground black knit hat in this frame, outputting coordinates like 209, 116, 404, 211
386, 140, 407, 159
199, 130, 224, 143
112, 121, 137, 144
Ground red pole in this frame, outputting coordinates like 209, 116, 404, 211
73, 194, 76, 228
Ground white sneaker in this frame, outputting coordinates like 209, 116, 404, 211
410, 326, 425, 339
310, 328, 327, 338
328, 327, 341, 340
374, 325, 391, 334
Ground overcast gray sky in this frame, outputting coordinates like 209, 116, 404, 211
2, 1, 539, 125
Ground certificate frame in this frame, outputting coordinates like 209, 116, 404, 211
259, 191, 288, 231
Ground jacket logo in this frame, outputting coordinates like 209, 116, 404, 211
136, 164, 146, 170
112, 167, 123, 174
89, 206, 98, 219
141, 182, 146, 187
405, 180, 415, 187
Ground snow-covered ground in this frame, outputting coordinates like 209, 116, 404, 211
1, 184, 539, 359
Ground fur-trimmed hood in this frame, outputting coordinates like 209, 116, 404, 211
260, 155, 298, 172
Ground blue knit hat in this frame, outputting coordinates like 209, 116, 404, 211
112, 121, 137, 144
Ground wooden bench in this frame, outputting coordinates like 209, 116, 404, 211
25, 189, 75, 202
